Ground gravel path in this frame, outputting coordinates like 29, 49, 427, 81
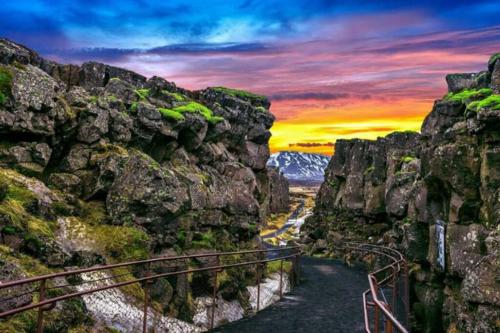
212, 256, 367, 333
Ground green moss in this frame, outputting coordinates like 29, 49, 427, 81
401, 156, 416, 163
161, 90, 185, 102
364, 165, 375, 175
208, 115, 224, 124
106, 95, 118, 102
191, 230, 216, 249
171, 101, 224, 124
158, 108, 185, 121
88, 96, 98, 104
468, 94, 500, 111
212, 86, 266, 103
0, 309, 37, 332
488, 53, 500, 68
134, 88, 150, 100
51, 201, 73, 216
266, 260, 292, 275
65, 208, 150, 262
129, 101, 139, 113
444, 88, 492, 103
2, 225, 19, 235
109, 77, 121, 82
255, 106, 267, 112
79, 200, 107, 225
0, 66, 13, 105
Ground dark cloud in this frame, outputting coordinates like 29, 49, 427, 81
289, 142, 335, 147
271, 92, 350, 101
44, 42, 278, 64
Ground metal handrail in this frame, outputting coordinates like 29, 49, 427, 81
339, 242, 410, 333
0, 246, 301, 332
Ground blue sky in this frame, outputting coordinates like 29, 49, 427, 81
2, 0, 499, 154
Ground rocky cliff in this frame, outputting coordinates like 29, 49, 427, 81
0, 39, 289, 331
303, 54, 500, 332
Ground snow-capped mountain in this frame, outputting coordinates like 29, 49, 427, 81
267, 151, 330, 182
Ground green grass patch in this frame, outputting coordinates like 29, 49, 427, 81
88, 96, 98, 104
158, 108, 185, 121
0, 66, 13, 105
134, 88, 150, 100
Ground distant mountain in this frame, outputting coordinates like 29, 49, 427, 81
267, 151, 330, 182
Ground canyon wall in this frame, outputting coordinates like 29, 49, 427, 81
0, 39, 289, 332
304, 54, 500, 332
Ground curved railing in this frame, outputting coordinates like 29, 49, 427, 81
0, 246, 301, 332
340, 242, 410, 333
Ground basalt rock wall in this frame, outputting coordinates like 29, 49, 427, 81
304, 54, 500, 333
0, 39, 289, 332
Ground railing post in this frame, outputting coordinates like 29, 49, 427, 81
374, 304, 380, 333
36, 279, 46, 333
256, 262, 261, 312
392, 265, 397, 312
210, 255, 219, 330
279, 259, 284, 299
403, 260, 410, 324
143, 265, 151, 333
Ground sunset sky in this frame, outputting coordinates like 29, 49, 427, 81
2, 1, 499, 154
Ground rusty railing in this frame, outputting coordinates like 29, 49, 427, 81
341, 242, 410, 333
0, 246, 301, 332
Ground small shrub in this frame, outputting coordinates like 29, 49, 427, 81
88, 96, 98, 104
158, 108, 185, 121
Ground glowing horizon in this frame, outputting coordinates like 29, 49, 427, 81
2, 1, 499, 156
